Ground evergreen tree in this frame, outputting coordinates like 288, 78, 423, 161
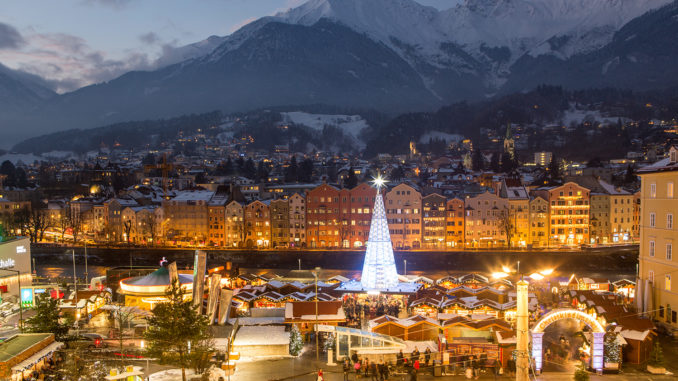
604, 333, 621, 364
344, 168, 358, 189
0, 160, 17, 188
289, 324, 303, 356
500, 152, 516, 173
299, 158, 314, 183
624, 165, 636, 184
242, 158, 256, 179
490, 153, 501, 172
285, 157, 299, 183
472, 149, 484, 171
548, 155, 562, 184
390, 165, 406, 182
144, 278, 214, 381
256, 161, 269, 182
25, 293, 69, 340
648, 341, 665, 367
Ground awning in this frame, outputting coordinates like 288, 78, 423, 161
11, 341, 64, 373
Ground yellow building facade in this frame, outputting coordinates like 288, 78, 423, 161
638, 151, 678, 328
529, 197, 549, 248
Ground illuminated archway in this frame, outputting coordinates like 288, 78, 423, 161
531, 309, 605, 374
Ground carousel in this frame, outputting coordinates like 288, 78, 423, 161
118, 266, 193, 310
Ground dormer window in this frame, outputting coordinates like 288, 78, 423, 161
671, 147, 678, 163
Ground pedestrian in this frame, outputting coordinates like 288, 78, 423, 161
352, 351, 359, 365
355, 360, 362, 379
424, 347, 431, 367
370, 361, 378, 381
343, 358, 351, 381
364, 359, 370, 377
411, 347, 420, 364
408, 367, 418, 381
414, 358, 420, 373
473, 355, 481, 379
317, 368, 324, 381
396, 349, 404, 368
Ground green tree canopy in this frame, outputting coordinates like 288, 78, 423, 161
25, 293, 69, 340
144, 278, 214, 381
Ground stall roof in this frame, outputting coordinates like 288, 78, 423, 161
0, 333, 53, 363
11, 341, 63, 372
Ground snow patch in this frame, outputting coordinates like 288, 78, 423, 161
281, 111, 369, 149
560, 105, 627, 127
419, 131, 463, 144
232, 326, 290, 346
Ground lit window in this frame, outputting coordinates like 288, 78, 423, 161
650, 183, 656, 198
649, 270, 654, 282
666, 275, 672, 291
669, 182, 675, 198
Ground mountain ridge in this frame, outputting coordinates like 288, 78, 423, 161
1, 0, 678, 146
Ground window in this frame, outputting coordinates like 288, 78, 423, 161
649, 240, 655, 257
666, 275, 672, 291
649, 270, 654, 282
660, 305, 665, 318
650, 183, 656, 198
650, 212, 656, 227
669, 214, 674, 229
669, 182, 675, 198
668, 243, 673, 260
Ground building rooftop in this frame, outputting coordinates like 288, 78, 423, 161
0, 333, 52, 363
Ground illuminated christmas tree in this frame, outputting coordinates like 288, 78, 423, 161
360, 175, 399, 290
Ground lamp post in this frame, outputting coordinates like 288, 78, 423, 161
404, 260, 407, 277
492, 265, 554, 381
313, 266, 321, 361
0, 268, 23, 333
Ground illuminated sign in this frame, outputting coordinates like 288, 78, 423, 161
21, 288, 33, 306
0, 258, 15, 270
16, 246, 26, 254
34, 288, 46, 294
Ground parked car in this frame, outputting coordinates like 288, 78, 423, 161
65, 334, 108, 349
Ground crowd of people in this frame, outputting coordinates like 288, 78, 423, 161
343, 295, 403, 328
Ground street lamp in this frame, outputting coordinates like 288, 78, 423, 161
0, 268, 23, 333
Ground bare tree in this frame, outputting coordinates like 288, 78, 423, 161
498, 209, 515, 248
57, 209, 69, 242
66, 208, 83, 245
123, 219, 133, 246
142, 214, 157, 246
108, 305, 144, 363
24, 207, 48, 243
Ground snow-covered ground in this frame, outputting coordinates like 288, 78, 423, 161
419, 131, 463, 144
0, 153, 43, 165
560, 106, 628, 127
150, 367, 226, 381
282, 112, 368, 137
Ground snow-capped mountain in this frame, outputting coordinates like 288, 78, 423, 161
4, 0, 678, 146
269, 0, 674, 88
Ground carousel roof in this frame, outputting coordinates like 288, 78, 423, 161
122, 267, 193, 287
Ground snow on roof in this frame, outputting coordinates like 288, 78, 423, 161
172, 190, 215, 202
233, 326, 290, 346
